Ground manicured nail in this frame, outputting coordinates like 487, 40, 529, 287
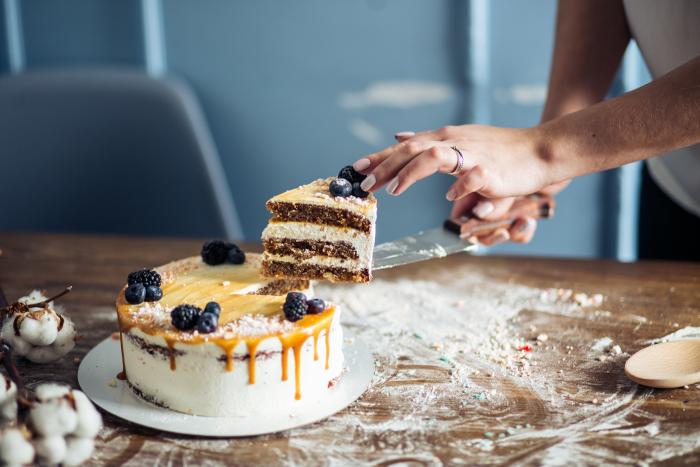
446, 189, 457, 201
360, 174, 376, 191
516, 218, 534, 233
352, 158, 371, 171
394, 131, 415, 140
386, 177, 399, 195
473, 201, 494, 219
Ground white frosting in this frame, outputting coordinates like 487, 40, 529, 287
123, 310, 344, 417
262, 253, 369, 271
262, 221, 375, 262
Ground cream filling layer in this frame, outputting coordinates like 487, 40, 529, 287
262, 252, 369, 271
262, 221, 374, 260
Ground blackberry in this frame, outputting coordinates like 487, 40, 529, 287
352, 182, 369, 198
285, 291, 307, 303
338, 165, 366, 184
306, 298, 326, 314
329, 178, 352, 198
227, 244, 246, 265
201, 240, 231, 265
127, 268, 161, 288
197, 312, 218, 333
283, 297, 307, 322
171, 304, 201, 331
145, 286, 163, 302
204, 301, 221, 317
125, 284, 146, 304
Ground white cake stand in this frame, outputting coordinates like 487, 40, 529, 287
78, 330, 373, 437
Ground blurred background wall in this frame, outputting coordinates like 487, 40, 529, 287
0, 0, 650, 259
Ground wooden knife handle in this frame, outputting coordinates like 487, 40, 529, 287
443, 194, 555, 238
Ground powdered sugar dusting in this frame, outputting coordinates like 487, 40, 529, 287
218, 314, 295, 338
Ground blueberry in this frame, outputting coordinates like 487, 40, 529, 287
204, 301, 221, 317
227, 244, 246, 264
125, 284, 146, 304
352, 182, 369, 198
145, 286, 163, 302
197, 312, 218, 333
171, 304, 201, 331
306, 298, 326, 314
329, 178, 352, 198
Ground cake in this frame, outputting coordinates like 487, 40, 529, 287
115, 251, 344, 417
261, 177, 377, 283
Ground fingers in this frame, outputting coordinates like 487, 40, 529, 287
445, 166, 487, 201
352, 132, 434, 175
478, 228, 510, 246
449, 193, 479, 219
383, 145, 457, 195
509, 217, 537, 243
394, 131, 415, 142
471, 197, 515, 221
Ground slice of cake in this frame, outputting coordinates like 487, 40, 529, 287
116, 245, 344, 417
261, 175, 377, 283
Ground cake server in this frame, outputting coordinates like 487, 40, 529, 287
372, 195, 555, 270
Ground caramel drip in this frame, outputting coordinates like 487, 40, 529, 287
246, 341, 260, 384
293, 343, 303, 400
116, 371, 126, 381
281, 346, 289, 381
165, 338, 177, 371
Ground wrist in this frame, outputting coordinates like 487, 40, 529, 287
524, 124, 560, 189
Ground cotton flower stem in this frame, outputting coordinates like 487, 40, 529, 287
28, 286, 73, 309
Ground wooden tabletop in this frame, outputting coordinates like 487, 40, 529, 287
1, 231, 699, 465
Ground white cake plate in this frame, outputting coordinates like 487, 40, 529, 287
78, 331, 373, 437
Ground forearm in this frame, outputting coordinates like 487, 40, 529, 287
536, 56, 700, 183
541, 0, 630, 122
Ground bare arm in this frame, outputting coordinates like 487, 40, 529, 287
542, 0, 631, 122
536, 56, 700, 185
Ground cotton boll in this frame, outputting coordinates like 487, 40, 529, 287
18, 290, 48, 306
35, 383, 71, 401
0, 321, 32, 356
26, 345, 64, 364
0, 428, 35, 466
62, 437, 94, 466
53, 317, 76, 347
0, 376, 17, 421
19, 313, 58, 346
33, 435, 67, 465
71, 390, 102, 438
30, 398, 78, 437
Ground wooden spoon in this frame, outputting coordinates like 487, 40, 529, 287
625, 339, 700, 388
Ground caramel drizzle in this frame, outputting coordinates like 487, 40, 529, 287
117, 295, 335, 400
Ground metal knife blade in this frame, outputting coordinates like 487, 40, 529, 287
372, 227, 476, 270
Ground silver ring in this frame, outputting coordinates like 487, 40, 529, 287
448, 146, 464, 175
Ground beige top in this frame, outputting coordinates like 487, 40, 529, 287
268, 178, 377, 218
624, 0, 700, 216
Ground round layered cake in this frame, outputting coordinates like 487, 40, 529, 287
115, 253, 344, 417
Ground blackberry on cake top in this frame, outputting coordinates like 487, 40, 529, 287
283, 292, 308, 322
201, 240, 246, 265
338, 165, 366, 184
171, 304, 201, 331
127, 268, 161, 288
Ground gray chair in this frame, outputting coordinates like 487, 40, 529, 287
0, 68, 242, 239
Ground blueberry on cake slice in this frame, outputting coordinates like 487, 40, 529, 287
116, 242, 344, 417
261, 167, 377, 283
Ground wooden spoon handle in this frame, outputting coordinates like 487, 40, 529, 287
443, 195, 555, 238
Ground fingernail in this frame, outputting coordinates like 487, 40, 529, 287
517, 218, 534, 233
394, 131, 415, 140
496, 228, 510, 242
386, 177, 399, 195
352, 158, 370, 171
360, 174, 376, 191
473, 201, 494, 219
446, 189, 457, 201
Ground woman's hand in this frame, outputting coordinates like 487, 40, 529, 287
352, 124, 552, 201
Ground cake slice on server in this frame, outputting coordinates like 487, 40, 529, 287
261, 168, 377, 283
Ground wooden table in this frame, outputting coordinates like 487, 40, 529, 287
1, 232, 699, 465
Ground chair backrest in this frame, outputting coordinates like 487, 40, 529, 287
0, 68, 242, 239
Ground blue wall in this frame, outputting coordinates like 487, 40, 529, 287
0, 0, 648, 258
